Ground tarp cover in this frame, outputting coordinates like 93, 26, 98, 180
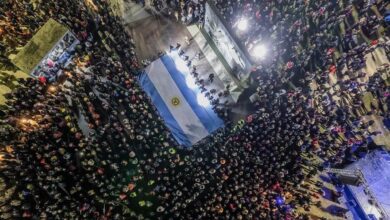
12, 19, 68, 74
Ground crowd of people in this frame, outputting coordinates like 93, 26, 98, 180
0, 0, 389, 219
150, 0, 206, 25
0, 0, 47, 69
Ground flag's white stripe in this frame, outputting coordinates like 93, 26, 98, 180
146, 59, 209, 144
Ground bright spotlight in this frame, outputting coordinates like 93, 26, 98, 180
170, 51, 190, 74
20, 118, 28, 124
48, 86, 57, 93
176, 60, 189, 74
197, 93, 210, 107
186, 76, 197, 89
237, 19, 248, 31
252, 44, 267, 59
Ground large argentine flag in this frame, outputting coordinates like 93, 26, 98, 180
139, 54, 224, 147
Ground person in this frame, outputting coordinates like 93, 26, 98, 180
385, 11, 390, 26
208, 73, 215, 83
0, 0, 388, 219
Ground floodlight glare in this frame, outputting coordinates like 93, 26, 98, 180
176, 60, 190, 74
197, 93, 210, 107
186, 76, 197, 89
170, 51, 190, 74
252, 44, 267, 59
237, 19, 248, 31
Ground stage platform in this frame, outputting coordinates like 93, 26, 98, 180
343, 150, 390, 219
125, 12, 244, 102
123, 1, 259, 122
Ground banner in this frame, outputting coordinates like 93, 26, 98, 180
139, 54, 224, 147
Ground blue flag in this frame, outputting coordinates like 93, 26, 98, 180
139, 53, 224, 147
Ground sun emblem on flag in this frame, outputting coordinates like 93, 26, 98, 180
171, 97, 181, 106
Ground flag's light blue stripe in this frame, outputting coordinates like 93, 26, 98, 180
146, 59, 209, 144
139, 72, 192, 147
160, 55, 224, 133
